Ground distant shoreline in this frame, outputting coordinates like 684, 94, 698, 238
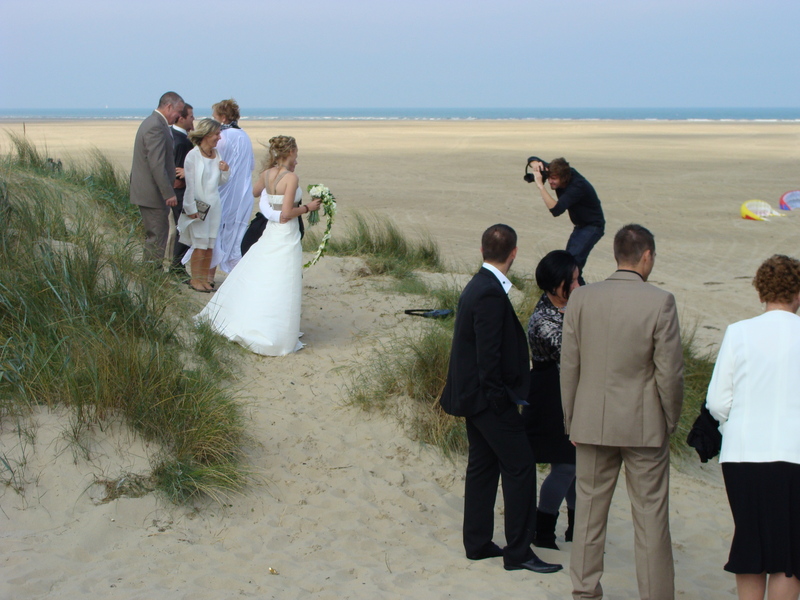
2, 107, 799, 122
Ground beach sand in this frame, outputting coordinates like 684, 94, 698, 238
1, 119, 798, 598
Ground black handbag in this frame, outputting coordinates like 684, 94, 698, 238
686, 405, 722, 463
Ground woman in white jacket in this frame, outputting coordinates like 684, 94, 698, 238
706, 254, 800, 600
177, 118, 229, 292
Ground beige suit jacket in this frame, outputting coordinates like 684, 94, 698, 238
560, 270, 684, 447
129, 111, 176, 208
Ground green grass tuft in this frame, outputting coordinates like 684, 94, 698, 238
0, 139, 250, 502
670, 327, 716, 455
345, 319, 466, 456
303, 213, 444, 277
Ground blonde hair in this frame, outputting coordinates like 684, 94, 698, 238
212, 99, 240, 123
189, 118, 221, 146
263, 135, 297, 169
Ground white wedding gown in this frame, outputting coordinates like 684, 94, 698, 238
195, 187, 304, 356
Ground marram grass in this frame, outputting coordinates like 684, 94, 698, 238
303, 212, 444, 277
345, 319, 467, 456
1, 138, 249, 502
344, 255, 716, 462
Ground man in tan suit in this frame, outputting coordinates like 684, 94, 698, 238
560, 224, 684, 600
130, 91, 184, 265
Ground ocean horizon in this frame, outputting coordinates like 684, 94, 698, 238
1, 107, 799, 122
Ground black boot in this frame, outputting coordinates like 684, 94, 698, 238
565, 508, 575, 542
533, 510, 559, 550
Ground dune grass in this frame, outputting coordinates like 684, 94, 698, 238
344, 237, 716, 461
5, 133, 138, 223
346, 318, 467, 456
303, 212, 444, 277
671, 328, 716, 455
1, 137, 249, 503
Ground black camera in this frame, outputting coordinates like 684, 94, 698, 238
524, 156, 549, 183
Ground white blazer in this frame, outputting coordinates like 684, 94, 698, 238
706, 310, 800, 464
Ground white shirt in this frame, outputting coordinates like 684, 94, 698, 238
482, 262, 513, 295
706, 310, 800, 464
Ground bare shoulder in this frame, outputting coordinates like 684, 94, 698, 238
276, 171, 299, 195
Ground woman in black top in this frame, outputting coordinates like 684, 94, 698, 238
524, 250, 580, 550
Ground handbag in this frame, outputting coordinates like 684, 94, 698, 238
184, 199, 210, 221
195, 199, 211, 221
686, 405, 722, 463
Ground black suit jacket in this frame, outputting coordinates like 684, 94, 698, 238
172, 126, 193, 204
440, 268, 530, 417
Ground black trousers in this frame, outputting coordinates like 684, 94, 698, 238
464, 405, 537, 565
170, 193, 189, 268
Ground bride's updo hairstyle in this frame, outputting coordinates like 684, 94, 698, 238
264, 135, 298, 169
189, 118, 221, 146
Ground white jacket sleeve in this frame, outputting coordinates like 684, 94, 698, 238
706, 326, 735, 426
183, 151, 199, 215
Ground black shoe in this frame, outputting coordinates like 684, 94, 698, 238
533, 510, 560, 550
504, 553, 563, 574
467, 542, 504, 561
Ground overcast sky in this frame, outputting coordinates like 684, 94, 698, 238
2, 0, 798, 110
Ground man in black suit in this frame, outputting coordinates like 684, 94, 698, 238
170, 103, 194, 275
440, 224, 562, 574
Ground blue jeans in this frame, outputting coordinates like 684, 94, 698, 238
567, 225, 605, 285
566, 225, 604, 272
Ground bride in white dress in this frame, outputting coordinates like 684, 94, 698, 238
195, 136, 321, 356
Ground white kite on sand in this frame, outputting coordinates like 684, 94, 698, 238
740, 200, 784, 221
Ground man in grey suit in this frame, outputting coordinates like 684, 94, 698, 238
560, 224, 684, 600
130, 91, 184, 265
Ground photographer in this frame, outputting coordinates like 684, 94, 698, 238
530, 158, 605, 281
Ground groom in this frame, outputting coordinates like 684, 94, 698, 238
440, 224, 562, 574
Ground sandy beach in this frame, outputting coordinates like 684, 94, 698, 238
1, 119, 798, 599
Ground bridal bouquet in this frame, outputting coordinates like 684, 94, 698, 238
304, 184, 337, 268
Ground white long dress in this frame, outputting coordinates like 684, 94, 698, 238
195, 187, 304, 356
211, 127, 255, 272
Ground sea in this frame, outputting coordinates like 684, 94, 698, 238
1, 107, 799, 122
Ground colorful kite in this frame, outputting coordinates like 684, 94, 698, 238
740, 200, 784, 221
779, 190, 800, 211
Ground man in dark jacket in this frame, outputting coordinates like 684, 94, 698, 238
531, 157, 605, 282
440, 224, 561, 574
170, 103, 194, 275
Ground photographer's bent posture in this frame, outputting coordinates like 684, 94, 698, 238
530, 158, 605, 283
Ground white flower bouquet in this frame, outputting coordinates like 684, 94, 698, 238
304, 184, 337, 268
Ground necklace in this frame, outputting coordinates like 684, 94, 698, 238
200, 146, 214, 158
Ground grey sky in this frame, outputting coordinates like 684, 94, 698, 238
2, 0, 798, 109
